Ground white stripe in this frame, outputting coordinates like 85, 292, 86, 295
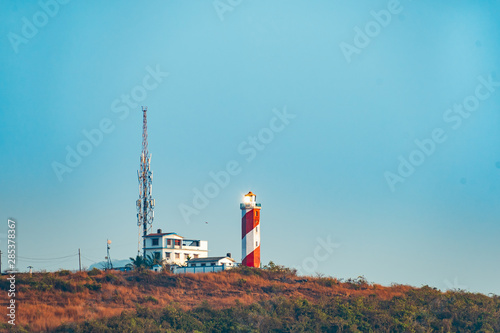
241, 208, 252, 218
241, 208, 252, 260
242, 225, 260, 260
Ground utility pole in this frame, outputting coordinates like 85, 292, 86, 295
136, 106, 155, 258
78, 248, 82, 272
0, 250, 2, 274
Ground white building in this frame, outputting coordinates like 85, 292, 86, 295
143, 229, 208, 266
173, 256, 236, 274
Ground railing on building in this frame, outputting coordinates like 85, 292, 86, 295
173, 265, 232, 274
240, 203, 261, 209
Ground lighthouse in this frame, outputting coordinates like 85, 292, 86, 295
241, 191, 261, 267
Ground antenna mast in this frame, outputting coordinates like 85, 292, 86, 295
106, 239, 113, 270
137, 106, 155, 258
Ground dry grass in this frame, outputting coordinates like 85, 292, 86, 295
0, 269, 415, 332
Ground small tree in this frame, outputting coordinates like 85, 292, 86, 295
263, 261, 297, 277
127, 253, 165, 271
126, 255, 147, 271
146, 252, 164, 268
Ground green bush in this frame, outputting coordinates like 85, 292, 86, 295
104, 273, 123, 285
53, 279, 75, 292
56, 269, 72, 276
263, 261, 296, 275
84, 283, 102, 291
235, 278, 247, 287
230, 265, 262, 277
316, 277, 337, 287
87, 268, 101, 276
139, 295, 159, 304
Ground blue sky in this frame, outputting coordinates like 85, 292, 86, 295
1, 0, 499, 294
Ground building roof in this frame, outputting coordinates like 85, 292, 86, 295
245, 191, 255, 197
144, 232, 181, 238
187, 256, 236, 263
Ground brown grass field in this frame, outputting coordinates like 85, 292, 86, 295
0, 267, 415, 332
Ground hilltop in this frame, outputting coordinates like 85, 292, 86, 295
1, 265, 499, 332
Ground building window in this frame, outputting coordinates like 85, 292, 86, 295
166, 239, 172, 246
194, 254, 199, 258
256, 226, 258, 233
165, 252, 171, 258
184, 254, 189, 260
211, 263, 216, 266
256, 241, 258, 247
152, 238, 159, 246
175, 240, 181, 246
175, 253, 180, 259
201, 263, 206, 267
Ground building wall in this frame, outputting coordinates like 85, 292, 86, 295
144, 235, 208, 266
173, 265, 231, 274
145, 236, 208, 251
188, 258, 235, 267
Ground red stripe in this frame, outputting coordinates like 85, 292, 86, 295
241, 209, 260, 238
242, 246, 260, 268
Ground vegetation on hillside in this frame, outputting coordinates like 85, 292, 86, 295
0, 264, 498, 332
127, 253, 165, 271
54, 290, 500, 333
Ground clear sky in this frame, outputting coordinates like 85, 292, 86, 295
1, 0, 499, 294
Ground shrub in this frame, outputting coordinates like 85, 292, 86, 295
56, 269, 72, 276
231, 265, 262, 277
235, 278, 247, 287
104, 272, 123, 285
53, 279, 75, 292
345, 275, 370, 290
139, 295, 159, 304
87, 268, 101, 276
263, 261, 297, 276
262, 284, 285, 294
316, 277, 337, 287
31, 281, 53, 291
84, 283, 102, 291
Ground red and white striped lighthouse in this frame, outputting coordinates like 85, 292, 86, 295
241, 191, 261, 267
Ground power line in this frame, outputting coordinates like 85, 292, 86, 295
17, 253, 78, 261
81, 255, 102, 263
41, 257, 79, 269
